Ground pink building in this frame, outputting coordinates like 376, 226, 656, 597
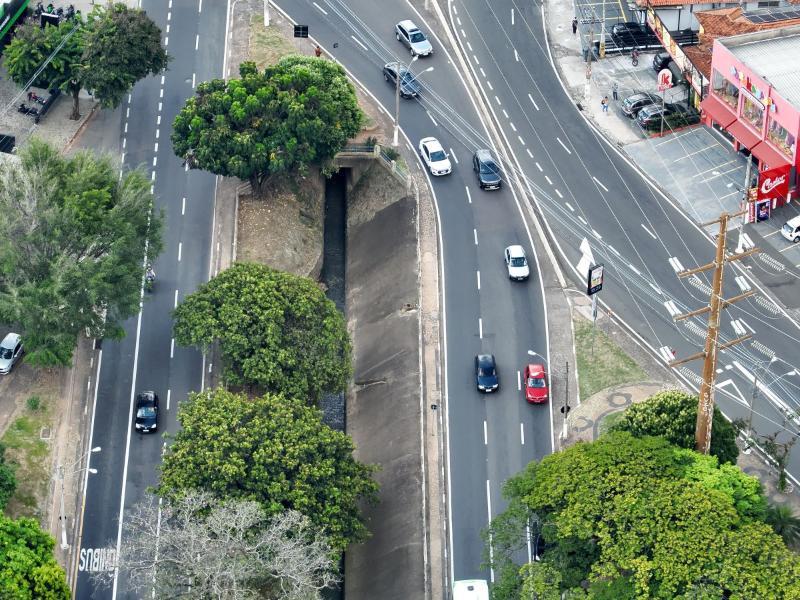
701, 25, 799, 206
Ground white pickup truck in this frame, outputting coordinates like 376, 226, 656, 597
453, 580, 489, 600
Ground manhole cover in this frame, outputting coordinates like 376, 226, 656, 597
40, 427, 51, 440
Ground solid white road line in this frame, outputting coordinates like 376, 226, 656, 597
312, 1, 327, 14
641, 223, 657, 240
350, 35, 368, 51
592, 176, 609, 192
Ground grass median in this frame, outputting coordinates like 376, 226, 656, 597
574, 316, 646, 400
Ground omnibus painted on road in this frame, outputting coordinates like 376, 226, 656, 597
0, 0, 29, 41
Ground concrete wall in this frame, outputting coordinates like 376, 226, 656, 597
344, 162, 424, 600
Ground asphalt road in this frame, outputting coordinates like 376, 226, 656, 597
73, 0, 227, 597
289, 0, 800, 589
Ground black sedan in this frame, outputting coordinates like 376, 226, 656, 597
383, 62, 421, 98
472, 148, 502, 190
475, 354, 499, 393
135, 391, 159, 433
636, 103, 699, 130
621, 92, 662, 118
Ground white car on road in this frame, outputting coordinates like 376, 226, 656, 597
418, 137, 452, 176
505, 245, 530, 280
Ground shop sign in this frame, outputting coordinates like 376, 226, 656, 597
757, 164, 790, 202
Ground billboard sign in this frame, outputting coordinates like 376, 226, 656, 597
757, 164, 790, 203
587, 263, 604, 296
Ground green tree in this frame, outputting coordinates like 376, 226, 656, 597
3, 4, 167, 120
487, 432, 799, 599
0, 139, 162, 366
157, 388, 378, 553
80, 3, 170, 110
0, 443, 16, 510
765, 503, 800, 549
172, 56, 362, 196
610, 389, 739, 464
3, 19, 85, 118
519, 562, 562, 600
0, 515, 69, 599
173, 262, 351, 401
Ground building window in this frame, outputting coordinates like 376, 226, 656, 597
741, 93, 764, 130
712, 69, 738, 109
768, 118, 796, 158
758, 0, 779, 6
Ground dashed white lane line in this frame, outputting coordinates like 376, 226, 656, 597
170, 338, 175, 358
478, 317, 483, 339
124, 123, 128, 133
178, 242, 182, 262
502, 109, 509, 118
535, 162, 542, 172
509, 122, 517, 132
154, 142, 158, 153
517, 370, 521, 390
195, 34, 199, 50
166, 389, 171, 410
173, 289, 179, 309
126, 107, 130, 118
461, 28, 466, 37
592, 229, 602, 239
157, 108, 161, 118
465, 186, 472, 204
450, 149, 458, 164
480, 67, 486, 77
578, 215, 588, 225
511, 7, 515, 25
514, 48, 519, 62
197, 0, 202, 12
483, 420, 488, 445
641, 223, 657, 240
312, 1, 327, 14
473, 55, 480, 65
457, 16, 462, 26
164, 36, 169, 46
528, 93, 540, 111
517, 135, 525, 145
608, 245, 620, 256
520, 423, 525, 445
351, 35, 367, 51
466, 41, 473, 51
565, 202, 575, 212
477, 270, 481, 290
155, 129, 160, 139
191, 73, 196, 88
159, 88, 164, 98
166, 23, 170, 33
526, 148, 533, 158
494, 95, 502, 105
556, 137, 572, 154
592, 176, 609, 192
544, 175, 552, 185
486, 81, 493, 91
122, 138, 126, 149
181, 197, 186, 215
555, 189, 563, 198
427, 111, 438, 127
628, 263, 642, 276
152, 157, 157, 167
474, 228, 478, 245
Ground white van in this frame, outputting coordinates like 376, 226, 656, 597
781, 215, 800, 243
453, 579, 489, 600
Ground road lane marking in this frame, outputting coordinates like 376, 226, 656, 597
465, 186, 472, 204
565, 202, 574, 212
450, 149, 458, 164
457, 17, 462, 26
511, 7, 515, 24
509, 122, 517, 132
181, 197, 186, 215
473, 55, 480, 65
474, 228, 478, 245
641, 223, 657, 239
312, 1, 327, 14
592, 229, 602, 239
351, 36, 367, 51
514, 48, 519, 61
174, 289, 179, 308
517, 370, 521, 390
528, 93, 540, 110
544, 175, 552, 185
192, 73, 196, 88
484, 420, 488, 445
535, 162, 542, 172
486, 81, 493, 91
486, 480, 495, 582
467, 41, 473, 51
122, 137, 126, 149
502, 109, 509, 118
592, 176, 609, 192
735, 275, 751, 291
170, 338, 175, 358
152, 157, 157, 167
155, 129, 160, 139
526, 148, 533, 157
461, 28, 466, 38
555, 189, 563, 198
520, 423, 525, 445
608, 245, 620, 256
195, 34, 199, 50
556, 137, 572, 154
177, 242, 182, 262
197, 0, 201, 12
154, 142, 158, 153
480, 67, 486, 77
478, 317, 483, 338
517, 135, 525, 145
628, 263, 642, 276
578, 215, 588, 225
477, 270, 480, 290
495, 95, 502, 105
668, 256, 684, 272
164, 36, 169, 47
166, 389, 171, 410
427, 111, 438, 126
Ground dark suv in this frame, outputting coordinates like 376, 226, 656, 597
636, 103, 699, 130
611, 21, 655, 47
621, 92, 661, 118
472, 149, 502, 190
383, 62, 421, 98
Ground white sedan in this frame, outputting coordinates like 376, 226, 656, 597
418, 137, 452, 176
504, 245, 530, 280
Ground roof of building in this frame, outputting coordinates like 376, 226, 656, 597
635, 0, 800, 7
718, 25, 800, 106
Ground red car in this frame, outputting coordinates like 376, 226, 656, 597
524, 364, 548, 404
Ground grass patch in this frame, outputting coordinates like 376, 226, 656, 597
574, 316, 646, 400
0, 400, 52, 520
249, 15, 297, 69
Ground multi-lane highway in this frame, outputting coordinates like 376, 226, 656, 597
287, 0, 800, 589
74, 0, 227, 597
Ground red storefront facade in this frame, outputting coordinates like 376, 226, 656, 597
701, 27, 799, 214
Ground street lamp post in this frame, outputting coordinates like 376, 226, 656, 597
58, 446, 100, 550
748, 357, 777, 440
392, 58, 434, 147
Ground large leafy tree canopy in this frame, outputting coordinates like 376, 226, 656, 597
3, 3, 167, 119
0, 443, 16, 510
0, 515, 70, 599
0, 139, 162, 366
171, 57, 362, 196
610, 389, 739, 464
488, 432, 798, 599
157, 388, 378, 553
173, 262, 351, 401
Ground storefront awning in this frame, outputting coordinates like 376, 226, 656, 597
727, 120, 762, 151
751, 139, 791, 171
700, 94, 736, 128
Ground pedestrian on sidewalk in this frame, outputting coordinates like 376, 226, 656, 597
314, 45, 322, 58
601, 96, 609, 113
612, 81, 618, 101
572, 17, 578, 34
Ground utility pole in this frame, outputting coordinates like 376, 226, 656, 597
669, 211, 759, 454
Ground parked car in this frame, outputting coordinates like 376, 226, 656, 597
475, 354, 499, 393
418, 137, 452, 176
134, 391, 159, 433
621, 92, 661, 118
383, 62, 421, 98
782, 215, 800, 243
0, 333, 23, 374
395, 20, 433, 56
610, 21, 655, 47
504, 245, 530, 280
472, 148, 502, 190
524, 364, 549, 404
636, 103, 699, 130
